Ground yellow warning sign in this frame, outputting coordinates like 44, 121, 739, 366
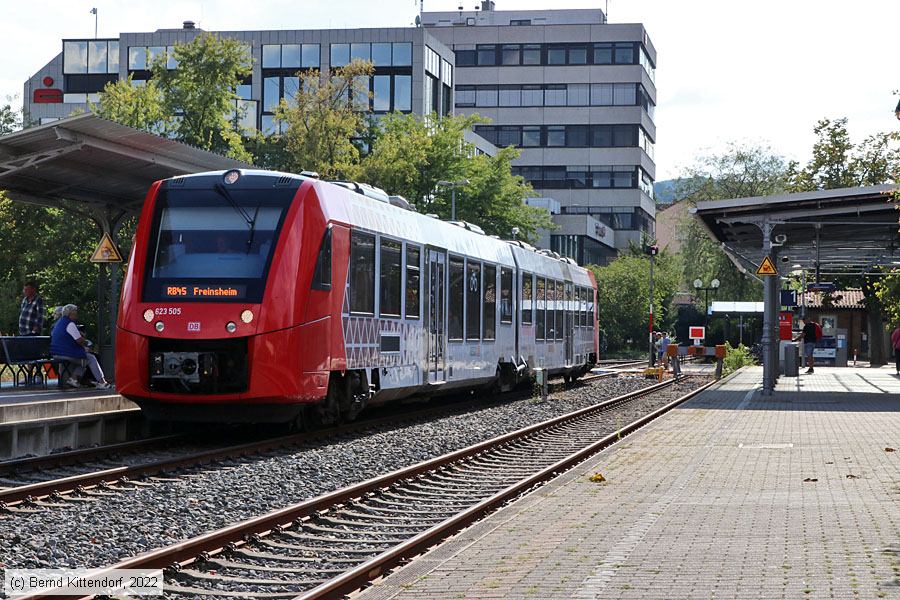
90, 232, 124, 263
756, 255, 778, 276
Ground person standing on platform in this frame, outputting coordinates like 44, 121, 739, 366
891, 325, 900, 375
50, 304, 110, 389
659, 332, 671, 369
18, 281, 44, 336
794, 318, 819, 374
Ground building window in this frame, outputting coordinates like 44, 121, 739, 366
544, 85, 566, 106
350, 43, 371, 62
406, 245, 420, 318
87, 41, 107, 74
455, 49, 476, 66
569, 45, 588, 65
499, 85, 521, 107
456, 85, 475, 107
475, 86, 498, 107
522, 126, 541, 147
521, 85, 543, 106
522, 44, 542, 65
500, 268, 513, 324
483, 264, 496, 340
546, 126, 565, 147
476, 44, 497, 66
466, 260, 481, 341
522, 273, 533, 325
567, 125, 589, 147
614, 43, 635, 64
501, 44, 520, 65
547, 45, 566, 65
393, 42, 412, 67
331, 43, 350, 67
449, 257, 464, 341
349, 231, 376, 314
371, 42, 392, 66
380, 238, 402, 317
373, 75, 391, 112
395, 75, 412, 112
568, 83, 589, 106
64, 41, 88, 74
593, 43, 613, 64
614, 83, 636, 105
497, 126, 520, 147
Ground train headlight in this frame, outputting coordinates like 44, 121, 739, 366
240, 309, 254, 324
223, 169, 241, 185
225, 321, 237, 333
143, 309, 154, 322
155, 321, 165, 332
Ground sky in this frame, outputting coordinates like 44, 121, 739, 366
1, 0, 897, 180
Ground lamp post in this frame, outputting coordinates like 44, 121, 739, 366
693, 277, 720, 327
436, 179, 469, 221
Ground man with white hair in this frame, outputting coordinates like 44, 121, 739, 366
50, 304, 110, 389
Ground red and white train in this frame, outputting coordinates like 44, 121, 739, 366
116, 169, 598, 424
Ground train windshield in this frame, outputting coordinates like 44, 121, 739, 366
142, 186, 293, 302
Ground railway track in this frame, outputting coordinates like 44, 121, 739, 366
0, 372, 622, 509
26, 374, 713, 600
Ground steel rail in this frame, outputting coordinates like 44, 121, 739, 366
22, 377, 690, 600
296, 377, 717, 599
0, 373, 614, 507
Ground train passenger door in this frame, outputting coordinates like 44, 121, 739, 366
564, 283, 575, 366
427, 249, 447, 383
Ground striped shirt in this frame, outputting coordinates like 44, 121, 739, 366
19, 295, 45, 335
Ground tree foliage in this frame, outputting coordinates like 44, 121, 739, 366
674, 142, 788, 301
356, 112, 552, 241
1, 96, 22, 135
93, 33, 252, 161
589, 251, 680, 352
91, 76, 168, 132
274, 60, 374, 179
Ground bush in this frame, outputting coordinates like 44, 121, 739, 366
722, 343, 757, 375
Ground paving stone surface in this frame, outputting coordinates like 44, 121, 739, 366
357, 366, 900, 600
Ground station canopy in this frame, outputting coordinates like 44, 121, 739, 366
691, 184, 899, 276
0, 112, 253, 215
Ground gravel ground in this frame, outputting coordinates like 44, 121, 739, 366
0, 375, 707, 572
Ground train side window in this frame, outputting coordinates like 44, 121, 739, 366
466, 260, 481, 341
536, 277, 545, 341
380, 238, 402, 317
405, 245, 420, 319
547, 280, 557, 341
449, 257, 464, 340
555, 281, 563, 341
311, 225, 332, 291
484, 264, 496, 340
349, 230, 375, 314
578, 287, 586, 328
588, 288, 595, 329
521, 273, 533, 325
499, 267, 512, 324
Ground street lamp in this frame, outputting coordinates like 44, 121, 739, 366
436, 179, 469, 221
694, 278, 720, 326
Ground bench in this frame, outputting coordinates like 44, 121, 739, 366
0, 336, 64, 387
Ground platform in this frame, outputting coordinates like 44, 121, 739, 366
358, 366, 900, 599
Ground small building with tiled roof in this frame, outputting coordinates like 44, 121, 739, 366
795, 288, 872, 360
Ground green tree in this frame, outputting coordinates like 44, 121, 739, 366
357, 112, 552, 242
275, 60, 374, 179
787, 118, 899, 365
674, 142, 788, 302
1, 96, 22, 135
589, 251, 680, 353
91, 75, 169, 131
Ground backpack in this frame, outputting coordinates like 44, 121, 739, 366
814, 322, 822, 340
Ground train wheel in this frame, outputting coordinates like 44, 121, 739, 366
308, 377, 342, 427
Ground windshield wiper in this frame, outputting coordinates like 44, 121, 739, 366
213, 183, 258, 253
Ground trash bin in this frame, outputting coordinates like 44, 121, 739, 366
784, 342, 799, 377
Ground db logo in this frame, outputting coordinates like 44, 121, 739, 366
187, 322, 201, 332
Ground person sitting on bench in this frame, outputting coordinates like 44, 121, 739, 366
50, 304, 110, 389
